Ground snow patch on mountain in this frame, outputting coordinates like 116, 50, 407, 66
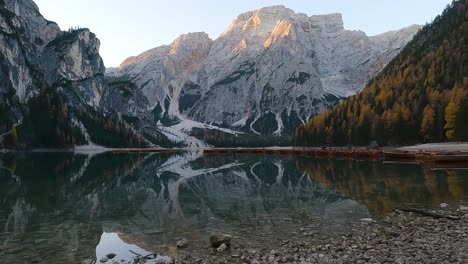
157, 118, 243, 148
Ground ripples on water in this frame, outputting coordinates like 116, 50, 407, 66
0, 151, 467, 263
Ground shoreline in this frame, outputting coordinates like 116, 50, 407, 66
203, 143, 468, 166
2, 142, 467, 152
170, 208, 468, 264
2, 143, 468, 166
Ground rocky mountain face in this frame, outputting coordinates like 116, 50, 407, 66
0, 0, 59, 129
0, 0, 151, 148
40, 28, 106, 107
108, 6, 420, 135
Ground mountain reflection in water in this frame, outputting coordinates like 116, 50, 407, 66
0, 151, 467, 263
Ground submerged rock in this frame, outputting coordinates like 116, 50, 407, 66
170, 208, 468, 264
216, 243, 228, 253
210, 234, 232, 247
360, 218, 375, 224
177, 238, 188, 248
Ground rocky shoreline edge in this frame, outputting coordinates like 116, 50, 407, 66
170, 208, 468, 264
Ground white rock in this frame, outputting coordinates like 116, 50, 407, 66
176, 238, 188, 248
360, 218, 375, 224
216, 243, 228, 253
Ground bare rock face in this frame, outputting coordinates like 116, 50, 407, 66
1, 0, 104, 116
0, 0, 60, 134
0, 0, 132, 147
101, 77, 150, 119
109, 5, 420, 135
3, 0, 60, 50
0, 0, 60, 105
108, 32, 213, 118
41, 29, 106, 107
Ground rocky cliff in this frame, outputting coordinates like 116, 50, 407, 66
40, 28, 106, 107
108, 6, 420, 135
0, 0, 59, 131
0, 0, 149, 148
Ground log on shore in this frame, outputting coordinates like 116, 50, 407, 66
397, 207, 461, 220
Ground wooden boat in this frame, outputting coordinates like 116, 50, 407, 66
352, 149, 369, 159
383, 150, 417, 161
278, 149, 293, 155
234, 148, 266, 155
312, 148, 331, 157
359, 149, 384, 159
333, 150, 354, 158
305, 149, 317, 156
112, 148, 177, 154
204, 149, 230, 154
264, 149, 280, 155
233, 149, 252, 154
415, 151, 434, 163
432, 152, 468, 163
292, 149, 306, 156
429, 162, 468, 170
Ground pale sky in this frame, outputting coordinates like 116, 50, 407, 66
34, 0, 452, 67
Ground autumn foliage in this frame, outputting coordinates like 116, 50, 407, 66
295, 0, 468, 146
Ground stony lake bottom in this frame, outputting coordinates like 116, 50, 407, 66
0, 151, 467, 263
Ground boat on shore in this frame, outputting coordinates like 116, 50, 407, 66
383, 150, 417, 162
430, 152, 468, 163
111, 148, 177, 154
201, 147, 386, 160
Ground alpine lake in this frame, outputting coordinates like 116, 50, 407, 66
1, 151, 468, 263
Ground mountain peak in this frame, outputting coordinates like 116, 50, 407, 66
235, 5, 303, 22
309, 13, 344, 30
257, 5, 293, 14
106, 6, 419, 137
219, 6, 345, 38
235, 5, 293, 19
171, 32, 212, 47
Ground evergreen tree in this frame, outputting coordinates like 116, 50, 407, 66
420, 105, 435, 141
455, 100, 468, 140
444, 102, 459, 140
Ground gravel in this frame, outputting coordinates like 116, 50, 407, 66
173, 209, 468, 263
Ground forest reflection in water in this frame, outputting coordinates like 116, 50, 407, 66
0, 151, 467, 263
